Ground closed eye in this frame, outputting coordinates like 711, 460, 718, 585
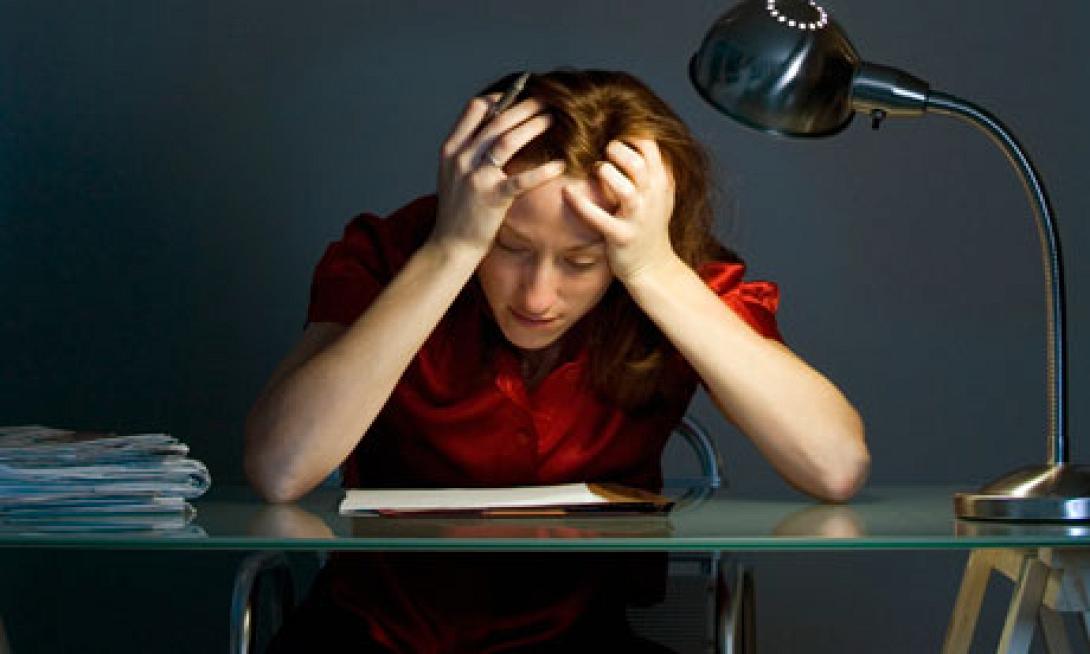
496, 240, 530, 254
565, 258, 600, 271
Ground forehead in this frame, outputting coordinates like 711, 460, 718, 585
503, 175, 612, 247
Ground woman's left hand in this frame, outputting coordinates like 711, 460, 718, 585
561, 137, 679, 283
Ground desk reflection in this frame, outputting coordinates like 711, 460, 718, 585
953, 519, 1090, 539
349, 514, 675, 540
241, 496, 680, 651
246, 502, 335, 539
773, 504, 866, 538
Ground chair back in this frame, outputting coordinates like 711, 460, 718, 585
669, 415, 725, 489
663, 415, 727, 511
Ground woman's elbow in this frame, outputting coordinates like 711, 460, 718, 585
817, 419, 870, 503
818, 447, 870, 503
245, 456, 303, 503
244, 415, 308, 504
244, 445, 293, 503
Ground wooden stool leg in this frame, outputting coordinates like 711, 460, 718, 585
1038, 605, 1073, 654
944, 550, 1000, 654
997, 556, 1049, 654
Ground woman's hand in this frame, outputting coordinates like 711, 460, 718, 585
428, 93, 566, 256
561, 138, 678, 283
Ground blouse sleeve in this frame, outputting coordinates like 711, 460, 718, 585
697, 261, 784, 343
306, 195, 438, 325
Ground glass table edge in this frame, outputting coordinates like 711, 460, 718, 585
2, 536, 1088, 552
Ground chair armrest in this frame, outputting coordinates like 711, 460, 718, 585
229, 551, 296, 654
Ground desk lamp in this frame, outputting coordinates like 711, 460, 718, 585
689, 0, 1090, 521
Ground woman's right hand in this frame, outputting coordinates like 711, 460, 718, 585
429, 92, 566, 255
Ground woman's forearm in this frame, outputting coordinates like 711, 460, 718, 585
244, 240, 484, 502
622, 256, 870, 503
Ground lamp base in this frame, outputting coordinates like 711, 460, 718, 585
954, 464, 1090, 521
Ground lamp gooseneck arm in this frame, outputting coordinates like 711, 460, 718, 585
924, 90, 1067, 466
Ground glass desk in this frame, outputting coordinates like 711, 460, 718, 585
1, 484, 1086, 550
2, 484, 1087, 654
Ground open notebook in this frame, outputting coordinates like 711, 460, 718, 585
339, 482, 673, 517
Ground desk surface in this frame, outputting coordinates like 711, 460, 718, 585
2, 484, 1088, 550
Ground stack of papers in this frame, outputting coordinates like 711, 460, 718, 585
0, 425, 211, 532
339, 482, 674, 517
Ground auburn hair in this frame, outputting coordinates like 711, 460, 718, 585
476, 69, 738, 411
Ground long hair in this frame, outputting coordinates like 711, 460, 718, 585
478, 69, 737, 410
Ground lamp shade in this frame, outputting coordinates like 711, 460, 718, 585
688, 0, 859, 137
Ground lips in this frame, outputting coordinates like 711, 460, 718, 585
510, 308, 559, 327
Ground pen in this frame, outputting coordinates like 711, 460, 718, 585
372, 507, 567, 518
486, 71, 531, 121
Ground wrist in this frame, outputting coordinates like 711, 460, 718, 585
616, 249, 687, 289
422, 234, 489, 271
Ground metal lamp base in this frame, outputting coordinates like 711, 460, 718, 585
954, 464, 1090, 521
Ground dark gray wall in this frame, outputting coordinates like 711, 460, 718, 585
2, 1, 1088, 652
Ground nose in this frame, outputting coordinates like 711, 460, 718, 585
519, 260, 559, 316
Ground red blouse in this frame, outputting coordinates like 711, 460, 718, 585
307, 194, 783, 493
283, 196, 784, 653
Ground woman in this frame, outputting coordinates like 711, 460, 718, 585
246, 69, 869, 652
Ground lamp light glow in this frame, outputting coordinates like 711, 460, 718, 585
765, 0, 827, 31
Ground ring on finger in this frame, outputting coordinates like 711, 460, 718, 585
481, 150, 503, 168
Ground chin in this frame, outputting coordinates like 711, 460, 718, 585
500, 322, 566, 351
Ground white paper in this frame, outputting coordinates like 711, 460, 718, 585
339, 483, 612, 514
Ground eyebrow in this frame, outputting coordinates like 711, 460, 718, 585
501, 224, 605, 251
